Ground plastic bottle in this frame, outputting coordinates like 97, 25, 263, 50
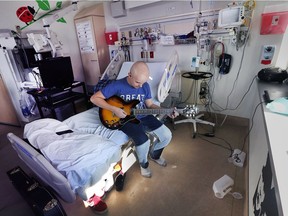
19, 94, 31, 118
20, 99, 30, 118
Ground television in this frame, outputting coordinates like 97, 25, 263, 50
218, 6, 245, 28
18, 47, 52, 69
37, 56, 74, 88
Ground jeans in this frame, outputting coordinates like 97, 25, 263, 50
120, 115, 172, 167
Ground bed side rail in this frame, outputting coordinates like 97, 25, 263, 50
7, 133, 76, 203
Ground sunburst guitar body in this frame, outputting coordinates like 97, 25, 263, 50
99, 95, 184, 130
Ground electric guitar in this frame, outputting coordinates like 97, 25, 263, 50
99, 95, 186, 130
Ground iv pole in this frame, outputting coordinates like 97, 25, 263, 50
174, 0, 215, 138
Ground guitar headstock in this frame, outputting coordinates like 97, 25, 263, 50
181, 105, 199, 118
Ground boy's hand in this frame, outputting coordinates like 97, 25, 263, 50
168, 108, 179, 119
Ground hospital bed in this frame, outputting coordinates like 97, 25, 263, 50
7, 51, 180, 205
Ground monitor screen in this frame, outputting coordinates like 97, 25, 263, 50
38, 56, 74, 88
218, 6, 244, 28
18, 48, 52, 69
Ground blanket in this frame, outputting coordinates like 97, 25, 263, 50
63, 107, 129, 144
24, 118, 121, 195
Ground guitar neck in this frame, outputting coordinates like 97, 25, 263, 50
133, 108, 174, 115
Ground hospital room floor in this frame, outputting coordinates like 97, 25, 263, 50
0, 113, 248, 216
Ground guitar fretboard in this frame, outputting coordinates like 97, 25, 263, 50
133, 109, 174, 115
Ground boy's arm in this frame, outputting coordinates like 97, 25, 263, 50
90, 91, 127, 118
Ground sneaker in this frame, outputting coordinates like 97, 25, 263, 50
140, 166, 152, 178
88, 195, 108, 215
150, 156, 167, 167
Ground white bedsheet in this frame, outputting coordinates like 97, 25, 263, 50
24, 118, 122, 194
63, 107, 129, 145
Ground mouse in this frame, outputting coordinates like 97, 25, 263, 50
266, 97, 288, 115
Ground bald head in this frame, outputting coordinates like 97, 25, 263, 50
127, 61, 150, 88
131, 61, 149, 79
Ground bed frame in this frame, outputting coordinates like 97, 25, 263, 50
7, 131, 137, 203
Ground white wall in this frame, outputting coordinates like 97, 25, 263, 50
104, 0, 288, 119
276, 27, 288, 69
0, 0, 287, 119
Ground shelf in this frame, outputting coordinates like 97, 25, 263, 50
38, 92, 85, 109
119, 8, 220, 29
27, 81, 88, 119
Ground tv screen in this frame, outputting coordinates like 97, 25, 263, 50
18, 48, 52, 69
38, 56, 74, 88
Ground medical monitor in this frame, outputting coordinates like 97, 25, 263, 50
38, 56, 74, 88
218, 6, 245, 28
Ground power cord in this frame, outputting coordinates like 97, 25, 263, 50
229, 74, 258, 111
208, 74, 257, 133
198, 132, 233, 155
227, 101, 264, 166
229, 191, 243, 199
210, 74, 258, 112
239, 101, 264, 153
196, 112, 250, 167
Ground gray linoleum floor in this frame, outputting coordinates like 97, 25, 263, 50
0, 113, 248, 216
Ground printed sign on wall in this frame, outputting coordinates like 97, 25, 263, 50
76, 20, 95, 53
